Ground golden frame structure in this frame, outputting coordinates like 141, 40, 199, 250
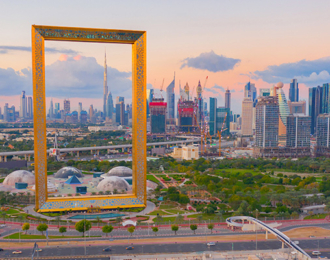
32, 25, 146, 212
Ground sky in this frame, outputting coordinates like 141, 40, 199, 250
1, 0, 330, 114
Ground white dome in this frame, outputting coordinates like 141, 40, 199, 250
3, 170, 35, 186
97, 176, 130, 192
54, 167, 83, 178
102, 166, 132, 178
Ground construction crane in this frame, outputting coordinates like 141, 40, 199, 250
218, 112, 228, 157
160, 78, 164, 92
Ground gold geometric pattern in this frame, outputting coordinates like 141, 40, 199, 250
32, 25, 146, 212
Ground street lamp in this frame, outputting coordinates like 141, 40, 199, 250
204, 221, 207, 243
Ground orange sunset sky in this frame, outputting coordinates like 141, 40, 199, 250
1, 0, 330, 114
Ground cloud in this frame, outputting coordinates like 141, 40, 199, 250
180, 51, 240, 72
239, 90, 244, 92
0, 45, 79, 55
204, 87, 218, 94
252, 56, 330, 86
231, 89, 236, 93
212, 85, 225, 92
0, 55, 133, 99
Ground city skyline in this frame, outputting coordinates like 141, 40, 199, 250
1, 1, 330, 114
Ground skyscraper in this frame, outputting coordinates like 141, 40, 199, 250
166, 74, 175, 120
244, 82, 257, 102
106, 92, 113, 120
147, 89, 154, 118
103, 51, 108, 118
27, 97, 33, 119
225, 88, 231, 110
120, 101, 125, 125
322, 83, 330, 114
3, 103, 8, 122
19, 91, 27, 118
241, 97, 253, 136
209, 97, 217, 135
89, 105, 94, 120
286, 114, 311, 148
49, 99, 54, 118
316, 114, 330, 157
289, 79, 299, 102
64, 99, 70, 114
309, 86, 323, 135
273, 82, 290, 145
216, 107, 230, 136
55, 103, 60, 114
78, 102, 82, 121
255, 96, 279, 148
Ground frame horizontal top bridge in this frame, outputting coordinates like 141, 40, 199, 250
32, 25, 145, 44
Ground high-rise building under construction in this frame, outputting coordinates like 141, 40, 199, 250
149, 98, 167, 134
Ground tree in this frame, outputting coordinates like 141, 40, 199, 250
22, 223, 30, 234
55, 216, 61, 228
102, 225, 114, 237
37, 223, 48, 236
176, 214, 184, 223
75, 219, 92, 237
152, 227, 158, 236
59, 227, 67, 236
1, 212, 6, 224
190, 224, 198, 234
96, 216, 101, 227
325, 203, 330, 216
171, 224, 179, 235
116, 217, 123, 226
155, 215, 163, 224
207, 223, 214, 234
215, 211, 223, 222
197, 215, 203, 223
127, 226, 135, 236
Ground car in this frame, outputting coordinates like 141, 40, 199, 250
293, 241, 299, 245
35, 248, 42, 252
0, 224, 6, 227
312, 251, 321, 256
126, 246, 134, 250
207, 242, 215, 246
0, 248, 4, 251
12, 250, 22, 254
309, 235, 315, 238
103, 247, 111, 252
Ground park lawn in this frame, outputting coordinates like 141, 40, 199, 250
155, 216, 177, 222
186, 213, 230, 221
165, 209, 186, 214
159, 202, 178, 210
304, 214, 327, 220
0, 178, 4, 183
4, 233, 101, 239
0, 208, 20, 214
146, 175, 160, 185
216, 169, 261, 176
148, 210, 170, 216
47, 171, 54, 176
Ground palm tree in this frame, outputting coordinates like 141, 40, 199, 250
1, 212, 6, 224
55, 216, 61, 228
96, 216, 101, 227
215, 211, 223, 222
175, 214, 184, 223
116, 217, 122, 226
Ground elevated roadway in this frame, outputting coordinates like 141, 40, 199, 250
226, 216, 311, 259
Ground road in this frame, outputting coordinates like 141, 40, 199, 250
0, 238, 329, 258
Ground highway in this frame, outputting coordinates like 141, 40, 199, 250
0, 139, 234, 157
0, 239, 329, 258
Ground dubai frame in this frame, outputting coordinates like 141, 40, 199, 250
32, 25, 147, 212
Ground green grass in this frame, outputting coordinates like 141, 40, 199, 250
4, 233, 101, 239
0, 209, 20, 215
155, 216, 177, 222
148, 210, 170, 216
146, 175, 160, 184
187, 213, 230, 221
165, 209, 186, 214
304, 214, 327, 220
47, 171, 54, 176
159, 202, 178, 210
0, 178, 4, 183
